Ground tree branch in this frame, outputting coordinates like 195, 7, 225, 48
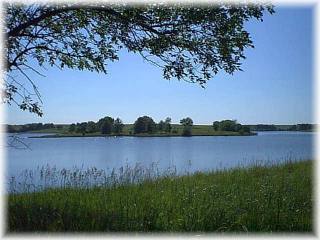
8, 5, 176, 39
8, 8, 66, 37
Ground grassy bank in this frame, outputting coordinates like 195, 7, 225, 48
7, 160, 312, 233
29, 124, 256, 138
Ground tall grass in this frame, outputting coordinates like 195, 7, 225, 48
8, 162, 178, 193
7, 160, 312, 232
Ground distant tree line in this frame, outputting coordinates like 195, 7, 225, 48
9, 117, 312, 136
289, 124, 313, 131
68, 117, 124, 135
6, 123, 56, 133
249, 124, 315, 131
6, 117, 250, 136
250, 124, 277, 131
212, 120, 250, 134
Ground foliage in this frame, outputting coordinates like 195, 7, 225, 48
86, 121, 97, 133
68, 123, 76, 132
212, 119, 250, 134
180, 117, 193, 127
157, 120, 165, 132
164, 117, 172, 133
180, 117, 193, 136
255, 124, 277, 131
5, 117, 259, 136
4, 3, 274, 116
98, 117, 114, 135
75, 122, 87, 135
133, 116, 156, 134
7, 160, 312, 232
64, 116, 125, 135
217, 119, 237, 131
247, 124, 315, 132
6, 122, 55, 133
213, 121, 219, 131
157, 117, 172, 133
289, 124, 313, 131
5, 117, 257, 137
239, 126, 250, 134
113, 118, 124, 134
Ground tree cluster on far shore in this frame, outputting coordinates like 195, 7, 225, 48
180, 117, 193, 136
5, 116, 251, 136
133, 116, 172, 134
212, 120, 250, 135
68, 117, 124, 135
6, 123, 55, 133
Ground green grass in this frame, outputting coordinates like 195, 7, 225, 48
30, 124, 255, 138
7, 160, 312, 233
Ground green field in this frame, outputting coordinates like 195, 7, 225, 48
29, 124, 255, 138
7, 160, 312, 232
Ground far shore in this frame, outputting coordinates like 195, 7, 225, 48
6, 122, 315, 139
29, 132, 257, 138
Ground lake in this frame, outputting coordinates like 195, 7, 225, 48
6, 130, 313, 175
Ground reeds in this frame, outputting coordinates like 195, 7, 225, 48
8, 161, 179, 193
7, 160, 312, 232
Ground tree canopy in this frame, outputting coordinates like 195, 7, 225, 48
113, 117, 124, 134
98, 116, 114, 134
180, 117, 193, 136
180, 117, 193, 127
4, 3, 274, 116
212, 119, 250, 134
157, 117, 172, 133
134, 116, 156, 134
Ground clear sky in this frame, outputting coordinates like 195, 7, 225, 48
5, 6, 314, 125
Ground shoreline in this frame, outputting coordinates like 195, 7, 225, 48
28, 132, 257, 138
5, 129, 313, 138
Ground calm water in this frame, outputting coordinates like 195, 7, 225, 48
6, 131, 314, 181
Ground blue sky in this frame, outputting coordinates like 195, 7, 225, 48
6, 6, 314, 125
